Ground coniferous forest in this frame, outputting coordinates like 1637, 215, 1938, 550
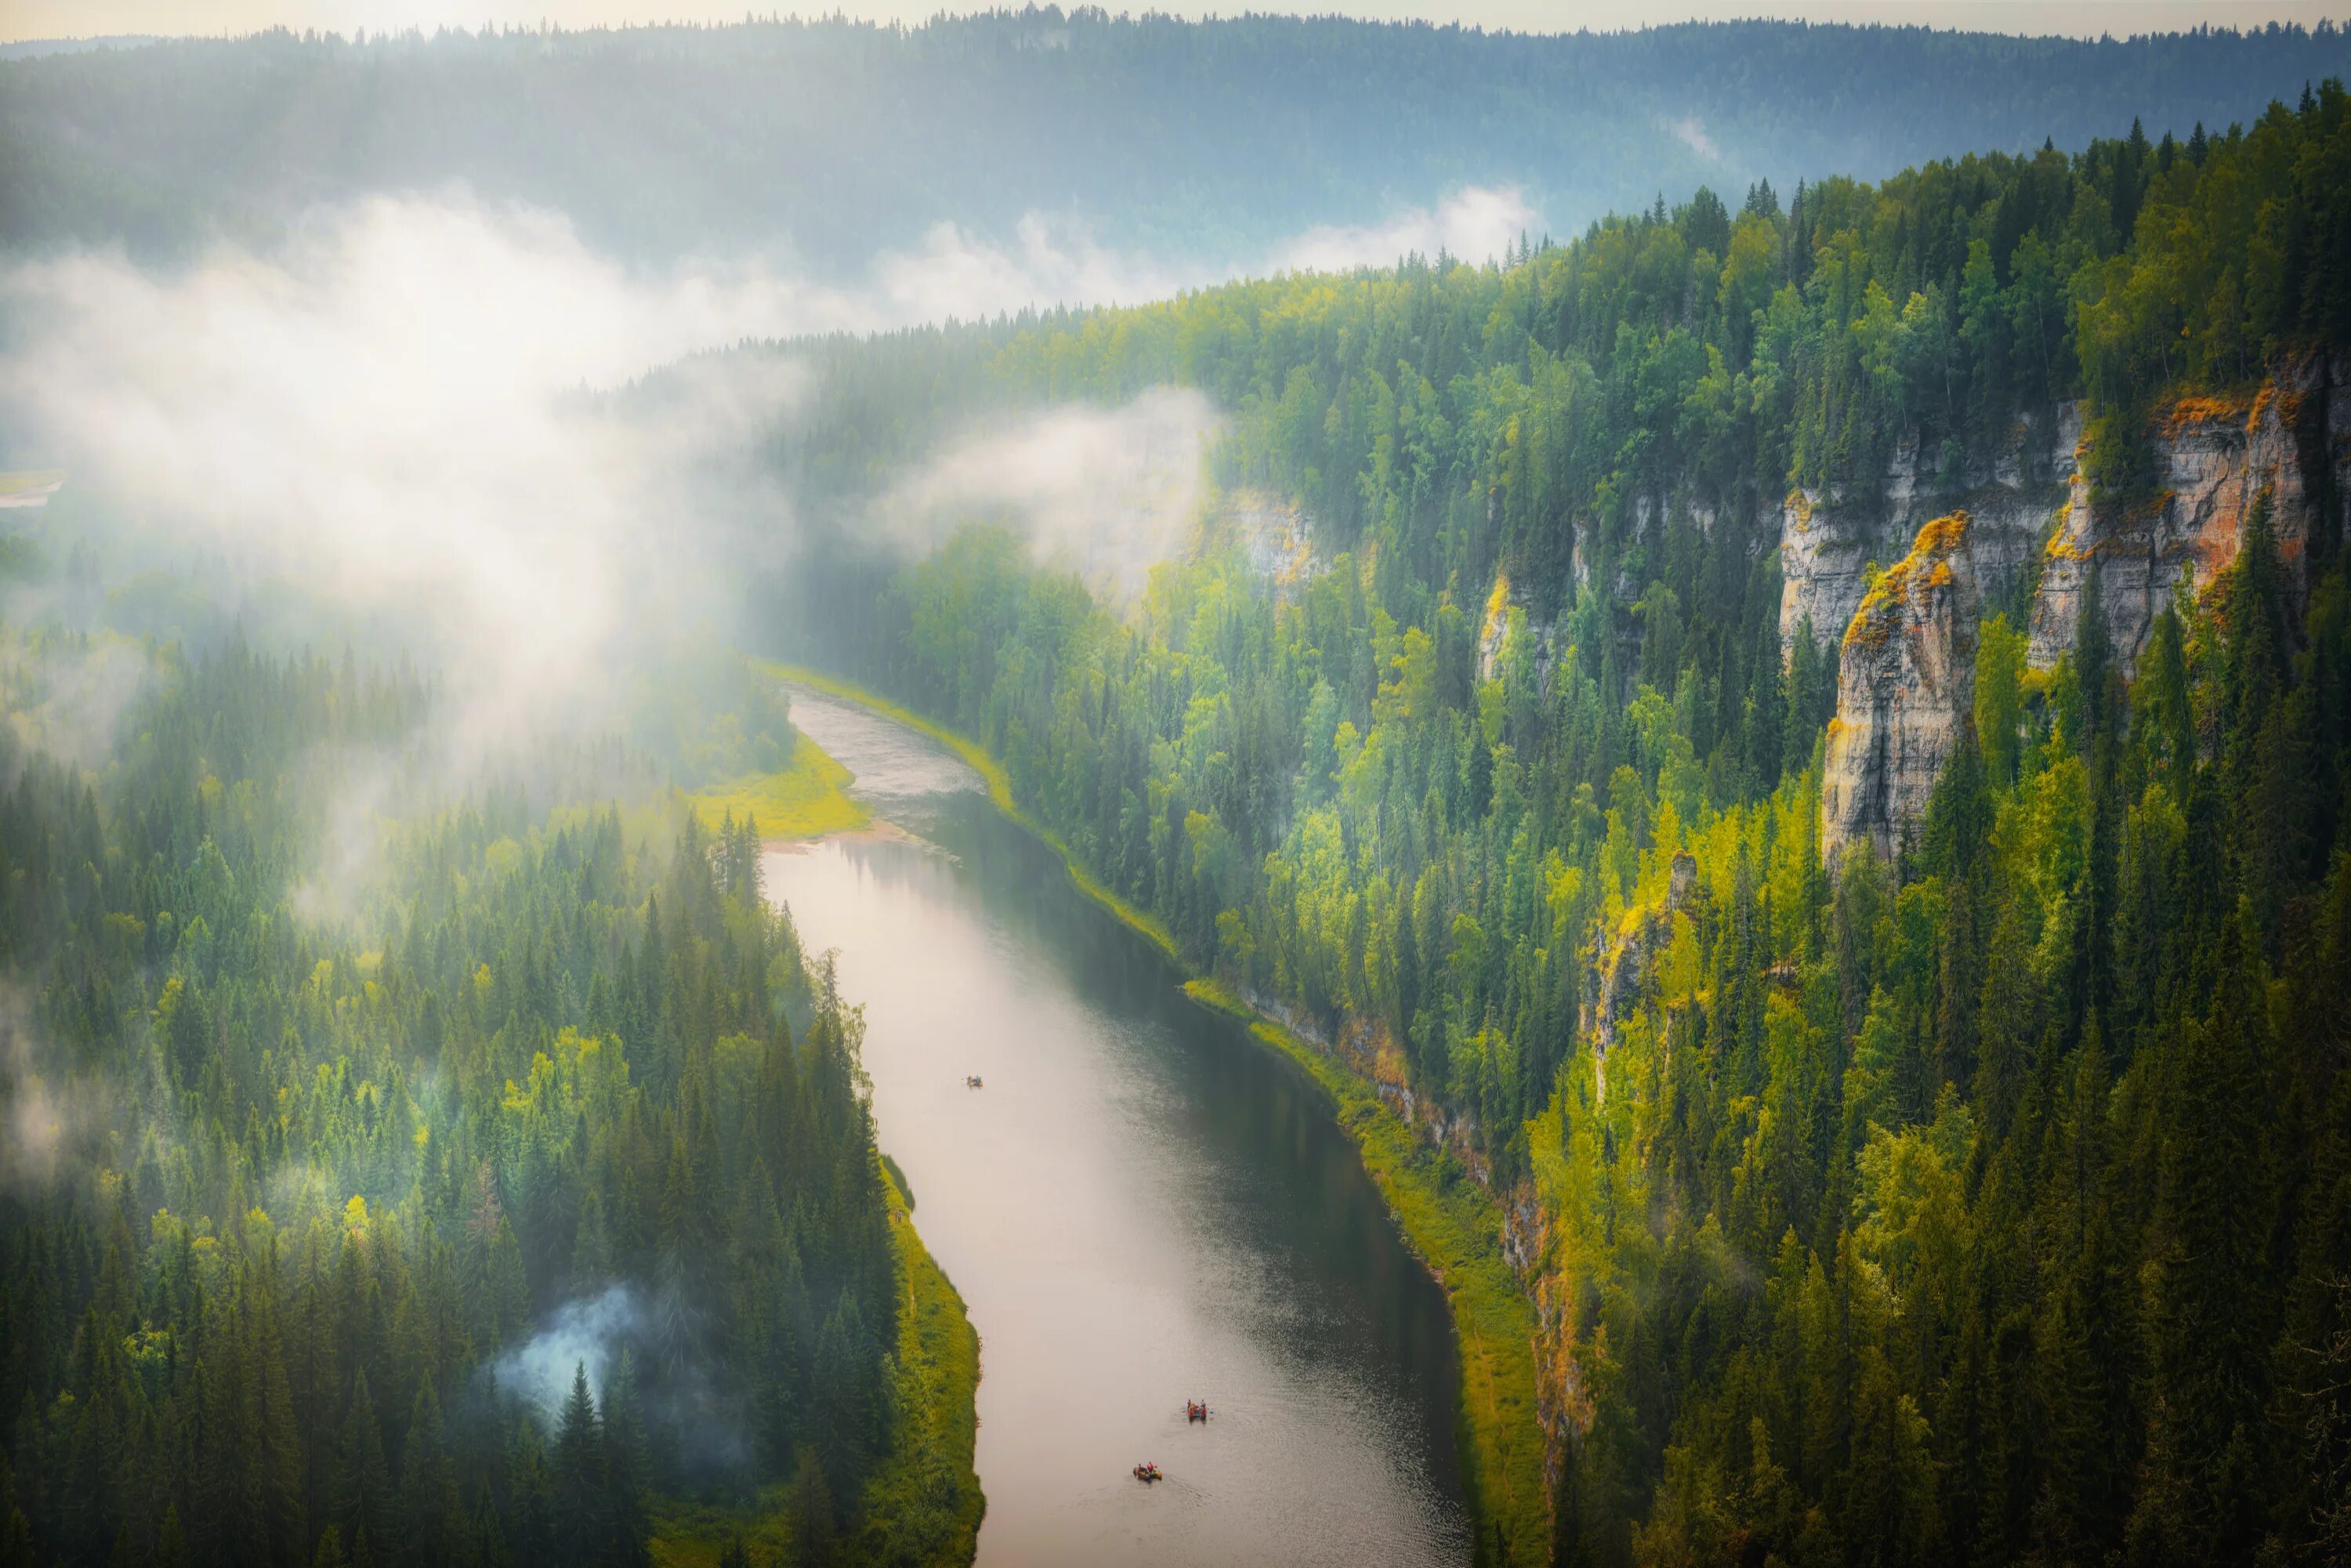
0, 639, 959, 1566
3, 12, 2350, 1568
765, 84, 2351, 1564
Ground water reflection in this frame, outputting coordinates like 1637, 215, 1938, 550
766, 693, 1469, 1566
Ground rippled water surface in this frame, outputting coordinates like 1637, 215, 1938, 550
764, 693, 1470, 1568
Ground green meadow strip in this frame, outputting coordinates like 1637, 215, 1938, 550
858, 1164, 987, 1565
1182, 979, 1548, 1566
684, 728, 871, 841
763, 662, 1549, 1566
647, 1167, 984, 1568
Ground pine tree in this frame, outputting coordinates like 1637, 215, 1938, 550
335, 1372, 393, 1559
2032, 1032, 2132, 1561
0, 1456, 31, 1568
784, 1449, 834, 1568
399, 1382, 463, 1568
599, 1355, 652, 1568
2136, 906, 2280, 1557
506, 1421, 556, 1566
552, 1363, 606, 1566
153, 1506, 190, 1568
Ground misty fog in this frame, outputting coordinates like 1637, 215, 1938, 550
0, 183, 1530, 768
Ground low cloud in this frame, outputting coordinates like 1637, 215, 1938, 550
1270, 185, 1540, 273
493, 1283, 642, 1417
875, 212, 1197, 321
0, 181, 1538, 769
0, 195, 815, 762
0, 633, 150, 773
872, 388, 1223, 592
488, 1279, 749, 1476
0, 988, 89, 1191
1669, 115, 1721, 161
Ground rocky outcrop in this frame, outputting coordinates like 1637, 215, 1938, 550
1817, 352, 2351, 861
1579, 850, 1699, 1103
1820, 512, 2000, 863
1476, 570, 1562, 686
1226, 487, 1319, 599
2028, 350, 2351, 670
1780, 406, 2078, 657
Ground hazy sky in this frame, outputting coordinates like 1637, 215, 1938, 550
2, 1, 2345, 45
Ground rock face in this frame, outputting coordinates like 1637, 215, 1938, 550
1816, 352, 2351, 861
1476, 570, 1561, 686
1580, 850, 1700, 1105
1820, 512, 1995, 863
1227, 487, 1319, 599
2028, 350, 2351, 670
1780, 405, 2078, 657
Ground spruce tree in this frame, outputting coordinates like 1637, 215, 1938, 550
335, 1372, 393, 1560
552, 1363, 606, 1566
2138, 905, 2281, 1557
599, 1356, 653, 1568
399, 1382, 463, 1568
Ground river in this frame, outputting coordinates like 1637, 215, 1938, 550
762, 691, 1472, 1567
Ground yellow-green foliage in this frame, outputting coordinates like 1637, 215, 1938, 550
1186, 978, 1549, 1567
648, 1505, 759, 1568
1845, 510, 1971, 653
1974, 614, 2028, 784
770, 666, 1546, 1565
857, 1165, 986, 1566
1526, 761, 1824, 1403
686, 730, 870, 840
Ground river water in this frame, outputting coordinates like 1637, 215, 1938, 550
763, 693, 1471, 1567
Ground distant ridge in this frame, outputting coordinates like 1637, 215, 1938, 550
3, 13, 2346, 267
0, 35, 155, 59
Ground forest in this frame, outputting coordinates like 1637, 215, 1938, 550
0, 629, 980, 1566
2, 14, 2347, 269
756, 85, 2351, 1563
6, 11, 2351, 1566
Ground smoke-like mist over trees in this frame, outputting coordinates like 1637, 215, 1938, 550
5, 13, 2351, 1568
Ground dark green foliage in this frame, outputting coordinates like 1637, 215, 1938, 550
0, 643, 904, 1566
763, 92, 2351, 1568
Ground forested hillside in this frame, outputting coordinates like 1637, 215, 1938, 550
761, 85, 2351, 1563
4, 13, 2348, 268
0, 631, 973, 1567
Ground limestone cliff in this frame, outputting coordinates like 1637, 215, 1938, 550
1817, 352, 2349, 861
2028, 350, 2351, 670
1226, 487, 1320, 600
1780, 406, 2078, 657
1476, 569, 1563, 686
1820, 512, 1991, 863
1578, 851, 1699, 1104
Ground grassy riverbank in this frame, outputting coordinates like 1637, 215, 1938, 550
647, 1161, 983, 1568
759, 662, 1184, 954
1183, 980, 1548, 1566
686, 728, 871, 840
858, 1163, 987, 1564
763, 661, 1549, 1566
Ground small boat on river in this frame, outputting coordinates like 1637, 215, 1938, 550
1185, 1401, 1209, 1422
1133, 1461, 1162, 1483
